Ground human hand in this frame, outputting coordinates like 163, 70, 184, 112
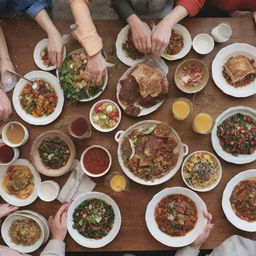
0, 204, 18, 219
48, 203, 69, 241
190, 211, 214, 250
128, 15, 152, 54
87, 51, 107, 85
0, 58, 15, 83
0, 88, 12, 121
151, 19, 172, 57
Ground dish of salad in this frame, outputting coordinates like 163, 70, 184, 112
217, 113, 256, 155
38, 137, 70, 169
19, 80, 57, 117
90, 100, 121, 131
72, 198, 115, 239
59, 49, 107, 104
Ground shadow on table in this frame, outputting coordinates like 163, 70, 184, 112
67, 250, 213, 256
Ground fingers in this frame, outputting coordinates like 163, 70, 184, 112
48, 50, 57, 68
145, 38, 152, 54
203, 211, 212, 223
61, 210, 67, 225
55, 203, 69, 220
95, 71, 103, 85
56, 50, 63, 70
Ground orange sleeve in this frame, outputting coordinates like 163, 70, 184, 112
176, 0, 206, 17
69, 0, 103, 57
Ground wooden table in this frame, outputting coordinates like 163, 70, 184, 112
0, 17, 256, 254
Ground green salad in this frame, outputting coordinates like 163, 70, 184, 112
59, 49, 103, 104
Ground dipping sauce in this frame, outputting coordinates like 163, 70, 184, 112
110, 175, 127, 192
69, 115, 91, 139
172, 98, 192, 120
0, 144, 14, 164
38, 180, 59, 202
193, 113, 213, 134
6, 123, 25, 145
83, 147, 110, 175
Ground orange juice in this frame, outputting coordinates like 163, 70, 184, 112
110, 175, 127, 192
172, 98, 193, 120
193, 113, 213, 134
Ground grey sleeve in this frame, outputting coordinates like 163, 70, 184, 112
110, 0, 136, 20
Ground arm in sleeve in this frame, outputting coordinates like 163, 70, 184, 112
25, 0, 51, 18
175, 246, 200, 256
176, 0, 205, 17
40, 239, 65, 256
69, 0, 103, 57
110, 0, 135, 20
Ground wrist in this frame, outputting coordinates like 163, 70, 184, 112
52, 235, 65, 241
47, 26, 60, 39
127, 14, 142, 28
190, 243, 202, 250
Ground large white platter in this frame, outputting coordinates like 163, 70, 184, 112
222, 169, 256, 232
116, 24, 147, 66
212, 43, 256, 97
211, 106, 256, 164
161, 24, 192, 61
145, 187, 207, 247
0, 159, 41, 206
13, 71, 64, 125
67, 192, 121, 248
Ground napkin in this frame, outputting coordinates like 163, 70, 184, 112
57, 159, 96, 203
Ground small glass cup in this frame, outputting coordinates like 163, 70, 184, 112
211, 23, 232, 43
68, 115, 91, 139
192, 113, 214, 134
105, 172, 129, 193
172, 97, 193, 120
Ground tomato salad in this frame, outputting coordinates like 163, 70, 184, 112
217, 113, 256, 155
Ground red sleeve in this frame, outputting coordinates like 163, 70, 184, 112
176, 0, 206, 17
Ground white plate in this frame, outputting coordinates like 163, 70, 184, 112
13, 71, 64, 125
211, 106, 256, 164
0, 159, 41, 206
116, 24, 147, 66
116, 64, 167, 117
33, 38, 66, 71
181, 151, 222, 192
222, 169, 256, 232
162, 24, 192, 61
67, 192, 121, 248
1, 213, 44, 253
212, 43, 256, 97
145, 187, 207, 247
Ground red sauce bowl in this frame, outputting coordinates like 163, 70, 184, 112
80, 145, 112, 177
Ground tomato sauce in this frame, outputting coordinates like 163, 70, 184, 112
0, 144, 14, 163
83, 147, 110, 174
71, 117, 89, 137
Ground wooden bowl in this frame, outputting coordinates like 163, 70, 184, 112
30, 130, 76, 177
174, 59, 209, 93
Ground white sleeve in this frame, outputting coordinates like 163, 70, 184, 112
40, 239, 65, 256
175, 246, 200, 256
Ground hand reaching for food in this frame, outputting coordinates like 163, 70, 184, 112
0, 203, 19, 219
190, 211, 214, 250
0, 88, 12, 122
48, 203, 69, 241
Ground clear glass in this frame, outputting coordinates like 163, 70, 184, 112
171, 97, 193, 120
104, 172, 129, 193
192, 113, 214, 134
68, 115, 91, 139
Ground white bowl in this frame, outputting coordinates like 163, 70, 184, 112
193, 34, 214, 55
181, 151, 222, 192
2, 121, 29, 147
37, 180, 60, 202
89, 99, 121, 133
80, 145, 112, 177
0, 139, 20, 166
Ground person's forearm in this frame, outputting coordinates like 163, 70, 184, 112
0, 26, 11, 61
111, 0, 135, 20
162, 5, 188, 27
127, 14, 143, 27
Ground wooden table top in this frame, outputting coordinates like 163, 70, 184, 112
0, 17, 255, 254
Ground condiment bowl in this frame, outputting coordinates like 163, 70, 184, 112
37, 180, 60, 202
2, 121, 29, 147
0, 139, 20, 166
193, 34, 214, 55
68, 115, 92, 139
80, 145, 112, 178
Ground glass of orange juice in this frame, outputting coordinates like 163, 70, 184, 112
193, 113, 214, 134
105, 172, 128, 192
172, 98, 193, 120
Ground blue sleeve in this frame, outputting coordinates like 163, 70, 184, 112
25, 0, 51, 18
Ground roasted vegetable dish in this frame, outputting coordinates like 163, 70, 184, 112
217, 113, 256, 155
40, 48, 52, 67
38, 137, 70, 169
19, 80, 57, 117
9, 217, 41, 246
121, 122, 178, 181
182, 152, 220, 189
59, 49, 103, 104
166, 30, 184, 55
73, 199, 115, 239
2, 165, 34, 199
230, 179, 256, 222
155, 194, 198, 237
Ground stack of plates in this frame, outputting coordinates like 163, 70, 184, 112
1, 210, 49, 253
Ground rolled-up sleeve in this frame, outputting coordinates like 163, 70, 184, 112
26, 0, 50, 18
175, 246, 200, 256
40, 239, 65, 256
176, 0, 205, 17
111, 0, 135, 20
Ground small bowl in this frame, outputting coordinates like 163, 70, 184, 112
181, 151, 222, 192
89, 99, 121, 133
37, 180, 60, 202
175, 59, 209, 93
0, 139, 20, 166
2, 121, 29, 147
68, 115, 92, 139
80, 145, 112, 177
193, 34, 214, 55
